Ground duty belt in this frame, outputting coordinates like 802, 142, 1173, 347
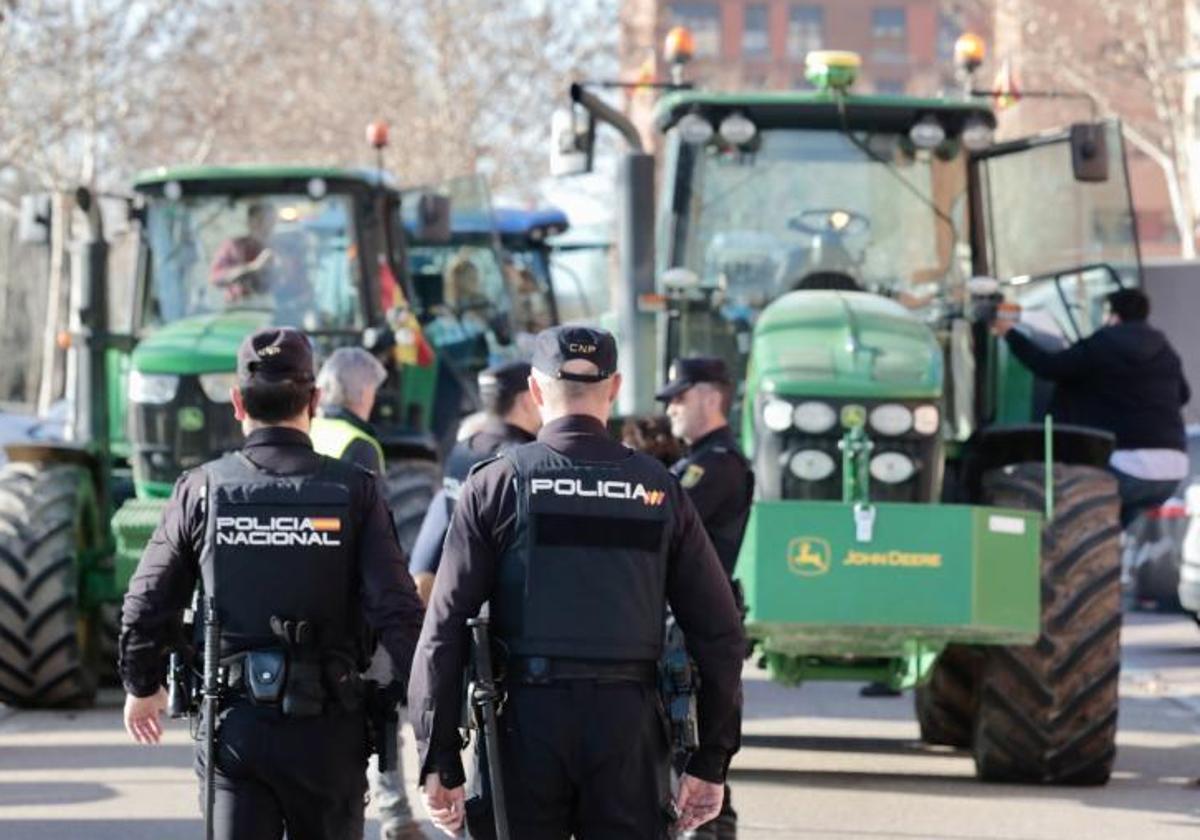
508, 656, 657, 686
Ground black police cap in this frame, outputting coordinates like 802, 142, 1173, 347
237, 327, 315, 384
478, 360, 532, 400
655, 356, 732, 401
531, 325, 617, 383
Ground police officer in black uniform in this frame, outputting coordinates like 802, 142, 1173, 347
408, 361, 540, 604
657, 357, 754, 840
120, 327, 425, 840
409, 326, 745, 839
657, 358, 753, 581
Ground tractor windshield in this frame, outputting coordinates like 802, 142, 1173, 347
666, 127, 969, 311
141, 193, 362, 331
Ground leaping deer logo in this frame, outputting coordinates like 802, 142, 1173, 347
787, 537, 832, 577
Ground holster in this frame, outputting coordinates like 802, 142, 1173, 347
364, 680, 402, 772
659, 619, 699, 753
282, 655, 326, 718
245, 649, 287, 705
465, 794, 496, 840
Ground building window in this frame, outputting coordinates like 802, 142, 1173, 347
743, 4, 770, 58
872, 7, 907, 40
936, 12, 960, 62
787, 6, 824, 58
668, 2, 721, 58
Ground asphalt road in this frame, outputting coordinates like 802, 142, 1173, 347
0, 612, 1196, 839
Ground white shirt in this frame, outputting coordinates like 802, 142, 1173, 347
1110, 448, 1190, 482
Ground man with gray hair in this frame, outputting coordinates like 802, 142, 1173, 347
311, 347, 390, 474
312, 346, 424, 840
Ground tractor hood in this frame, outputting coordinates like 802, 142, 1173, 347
131, 310, 273, 374
751, 291, 942, 399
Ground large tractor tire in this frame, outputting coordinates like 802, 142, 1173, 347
0, 461, 107, 707
973, 463, 1122, 785
915, 645, 982, 748
385, 458, 441, 555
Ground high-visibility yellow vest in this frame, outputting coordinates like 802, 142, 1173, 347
310, 415, 385, 469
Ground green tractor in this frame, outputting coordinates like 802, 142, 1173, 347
0, 163, 467, 707
560, 49, 1136, 783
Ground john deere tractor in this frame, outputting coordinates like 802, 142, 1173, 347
559, 48, 1136, 783
405, 183, 568, 369
0, 164, 480, 707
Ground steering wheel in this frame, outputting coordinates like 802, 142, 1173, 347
787, 209, 871, 237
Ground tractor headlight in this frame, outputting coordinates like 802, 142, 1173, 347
718, 113, 757, 145
199, 372, 239, 403
869, 403, 913, 436
790, 449, 837, 481
129, 371, 179, 405
793, 401, 837, 434
913, 405, 940, 435
869, 452, 916, 484
961, 117, 994, 151
677, 113, 715, 145
909, 116, 946, 150
762, 398, 795, 432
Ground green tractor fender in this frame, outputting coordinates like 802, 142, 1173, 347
955, 423, 1115, 504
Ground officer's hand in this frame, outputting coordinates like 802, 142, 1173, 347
422, 772, 465, 836
123, 688, 168, 745
675, 773, 724, 833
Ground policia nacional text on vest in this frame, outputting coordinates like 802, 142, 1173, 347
202, 453, 363, 666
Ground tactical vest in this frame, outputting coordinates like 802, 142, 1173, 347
200, 452, 360, 662
442, 437, 493, 503
493, 442, 673, 662
310, 415, 385, 468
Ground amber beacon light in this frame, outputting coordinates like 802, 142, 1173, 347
954, 33, 986, 74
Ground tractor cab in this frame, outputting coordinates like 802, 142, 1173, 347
405, 177, 566, 365
655, 65, 1142, 480
126, 166, 441, 497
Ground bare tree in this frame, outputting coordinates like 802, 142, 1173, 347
955, 0, 1195, 257
0, 0, 616, 402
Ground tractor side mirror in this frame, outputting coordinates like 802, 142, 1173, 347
1070, 123, 1109, 183
550, 107, 595, 177
414, 193, 451, 243
18, 193, 51, 244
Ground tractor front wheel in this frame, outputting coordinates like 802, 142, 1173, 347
915, 645, 982, 748
0, 462, 106, 707
973, 463, 1122, 785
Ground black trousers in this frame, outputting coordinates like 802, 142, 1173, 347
195, 702, 369, 840
467, 680, 672, 840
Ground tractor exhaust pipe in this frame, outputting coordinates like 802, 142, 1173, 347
569, 84, 657, 415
